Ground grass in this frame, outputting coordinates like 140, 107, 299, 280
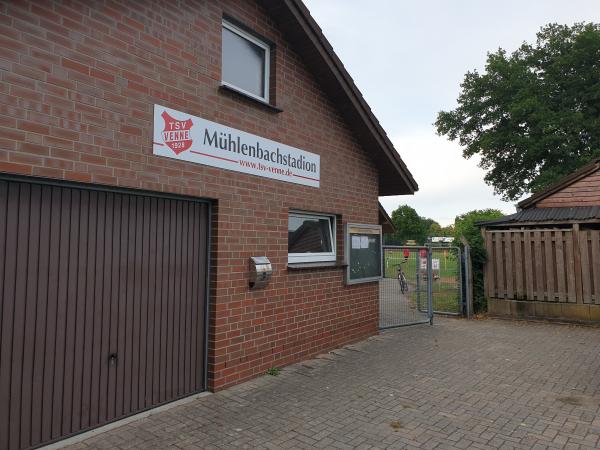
402, 286, 461, 314
384, 249, 462, 314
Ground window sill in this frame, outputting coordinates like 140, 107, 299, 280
287, 261, 347, 271
219, 84, 283, 113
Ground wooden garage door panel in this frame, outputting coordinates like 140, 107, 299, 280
0, 179, 208, 450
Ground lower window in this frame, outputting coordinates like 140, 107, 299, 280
288, 211, 336, 264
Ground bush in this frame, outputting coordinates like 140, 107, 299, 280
454, 209, 504, 312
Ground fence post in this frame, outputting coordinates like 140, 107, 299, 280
460, 236, 474, 319
427, 246, 433, 325
480, 227, 489, 299
573, 223, 584, 304
464, 245, 473, 318
457, 246, 463, 315
416, 251, 421, 311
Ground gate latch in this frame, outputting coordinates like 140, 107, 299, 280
108, 353, 118, 366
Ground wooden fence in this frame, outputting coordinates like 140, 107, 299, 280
484, 227, 600, 304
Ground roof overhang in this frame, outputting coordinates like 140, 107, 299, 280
378, 202, 395, 234
260, 0, 418, 196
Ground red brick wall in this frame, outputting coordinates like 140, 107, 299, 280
537, 169, 600, 208
0, 0, 381, 390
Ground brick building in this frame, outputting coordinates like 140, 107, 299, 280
0, 1, 416, 448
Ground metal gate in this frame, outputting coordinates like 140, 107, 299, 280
430, 246, 463, 316
380, 246, 463, 328
0, 177, 210, 450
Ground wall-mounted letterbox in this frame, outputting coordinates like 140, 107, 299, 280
249, 256, 272, 289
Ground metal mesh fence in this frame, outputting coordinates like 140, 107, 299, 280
380, 247, 430, 328
430, 246, 462, 315
380, 246, 463, 328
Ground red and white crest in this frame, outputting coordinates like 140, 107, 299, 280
161, 110, 193, 155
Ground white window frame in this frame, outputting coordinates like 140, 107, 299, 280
221, 20, 270, 103
288, 211, 336, 264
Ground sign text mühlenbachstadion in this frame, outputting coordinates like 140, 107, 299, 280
153, 105, 320, 187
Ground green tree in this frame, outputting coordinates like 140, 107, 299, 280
386, 205, 429, 245
436, 23, 600, 201
428, 221, 443, 236
422, 217, 439, 237
429, 222, 454, 237
441, 224, 455, 236
453, 209, 504, 313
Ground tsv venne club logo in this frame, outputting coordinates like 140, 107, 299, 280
161, 110, 193, 155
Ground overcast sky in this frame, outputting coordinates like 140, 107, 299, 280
303, 0, 600, 226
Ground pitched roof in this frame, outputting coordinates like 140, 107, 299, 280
260, 0, 418, 196
378, 202, 395, 234
518, 157, 600, 209
478, 206, 600, 226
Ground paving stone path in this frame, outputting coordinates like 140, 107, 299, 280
63, 318, 600, 449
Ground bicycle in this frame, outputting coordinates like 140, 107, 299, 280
395, 261, 409, 294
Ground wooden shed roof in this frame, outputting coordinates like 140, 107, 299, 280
518, 157, 600, 209
479, 157, 600, 227
478, 206, 600, 226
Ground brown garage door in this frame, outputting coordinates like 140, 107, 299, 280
0, 178, 209, 450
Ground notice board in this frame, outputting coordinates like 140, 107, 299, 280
345, 224, 383, 284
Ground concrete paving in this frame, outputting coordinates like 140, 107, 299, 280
63, 318, 600, 449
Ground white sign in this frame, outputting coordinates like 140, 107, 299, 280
431, 236, 454, 243
420, 259, 440, 270
153, 105, 320, 187
351, 235, 361, 249
360, 236, 369, 249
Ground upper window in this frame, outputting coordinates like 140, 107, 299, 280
222, 20, 270, 103
288, 212, 336, 264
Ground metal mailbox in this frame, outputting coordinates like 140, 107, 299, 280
249, 256, 272, 289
